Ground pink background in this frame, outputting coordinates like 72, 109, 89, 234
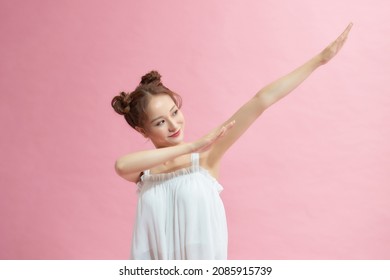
1, 0, 389, 259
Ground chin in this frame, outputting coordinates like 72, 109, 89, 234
168, 134, 184, 145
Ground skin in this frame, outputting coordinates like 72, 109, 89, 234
135, 94, 186, 149
115, 23, 353, 183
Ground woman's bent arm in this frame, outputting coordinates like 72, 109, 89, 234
115, 143, 193, 182
115, 121, 235, 182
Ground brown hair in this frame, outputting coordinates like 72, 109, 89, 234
111, 71, 182, 130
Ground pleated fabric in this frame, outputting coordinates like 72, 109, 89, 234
131, 153, 228, 260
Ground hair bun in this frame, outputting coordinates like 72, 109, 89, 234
140, 70, 161, 85
111, 91, 131, 115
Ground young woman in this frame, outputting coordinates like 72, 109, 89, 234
111, 23, 353, 260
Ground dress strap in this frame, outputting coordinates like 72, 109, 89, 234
191, 153, 200, 171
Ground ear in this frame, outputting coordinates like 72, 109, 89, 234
135, 126, 148, 138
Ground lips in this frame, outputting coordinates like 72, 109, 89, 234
169, 129, 181, 138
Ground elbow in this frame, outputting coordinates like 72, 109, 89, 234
114, 160, 125, 176
254, 92, 272, 112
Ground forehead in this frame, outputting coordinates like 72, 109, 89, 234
145, 94, 176, 116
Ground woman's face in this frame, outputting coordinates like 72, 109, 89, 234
141, 94, 185, 148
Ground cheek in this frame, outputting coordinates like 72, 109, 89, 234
149, 127, 167, 138
178, 112, 185, 123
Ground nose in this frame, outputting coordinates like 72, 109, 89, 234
167, 118, 178, 132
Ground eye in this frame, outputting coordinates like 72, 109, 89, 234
172, 109, 179, 116
155, 120, 165, 126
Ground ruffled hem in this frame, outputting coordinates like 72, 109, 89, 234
138, 166, 223, 193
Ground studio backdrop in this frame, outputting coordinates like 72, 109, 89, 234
0, 0, 389, 259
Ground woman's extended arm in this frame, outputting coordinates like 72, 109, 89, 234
116, 24, 352, 182
205, 23, 353, 168
256, 23, 353, 108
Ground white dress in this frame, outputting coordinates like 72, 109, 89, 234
131, 153, 228, 260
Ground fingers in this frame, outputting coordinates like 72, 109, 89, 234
331, 23, 352, 53
216, 120, 236, 139
344, 22, 353, 36
194, 120, 237, 152
339, 22, 353, 41
225, 120, 236, 130
221, 120, 236, 135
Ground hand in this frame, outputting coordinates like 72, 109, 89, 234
191, 120, 236, 153
319, 23, 353, 65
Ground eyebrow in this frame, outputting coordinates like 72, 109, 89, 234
150, 105, 177, 123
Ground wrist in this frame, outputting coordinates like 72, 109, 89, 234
186, 141, 197, 153
311, 54, 324, 67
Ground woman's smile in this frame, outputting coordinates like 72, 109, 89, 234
169, 129, 181, 138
